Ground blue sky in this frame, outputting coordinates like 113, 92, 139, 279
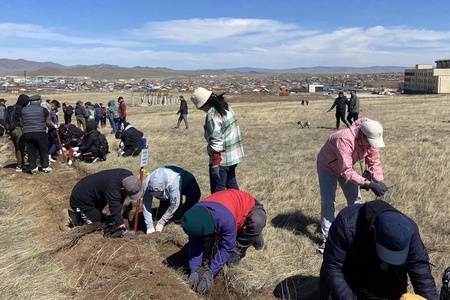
1, 0, 450, 70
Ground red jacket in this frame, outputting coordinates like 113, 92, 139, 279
201, 189, 255, 231
119, 101, 127, 117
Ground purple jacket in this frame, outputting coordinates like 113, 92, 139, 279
188, 201, 236, 276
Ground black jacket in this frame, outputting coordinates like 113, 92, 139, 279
177, 100, 188, 115
75, 104, 86, 118
80, 121, 100, 156
320, 200, 438, 300
69, 169, 133, 226
330, 96, 349, 115
122, 124, 143, 155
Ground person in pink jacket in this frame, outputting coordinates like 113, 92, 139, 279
316, 118, 387, 253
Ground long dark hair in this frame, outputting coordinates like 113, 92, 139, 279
207, 93, 229, 116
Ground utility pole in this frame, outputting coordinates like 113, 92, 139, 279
24, 70, 27, 86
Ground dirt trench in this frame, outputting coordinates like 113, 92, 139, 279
0, 137, 272, 300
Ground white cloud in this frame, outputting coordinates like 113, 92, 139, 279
1, 19, 450, 69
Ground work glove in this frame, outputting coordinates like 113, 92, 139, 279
187, 272, 199, 289
196, 270, 213, 294
211, 166, 220, 180
72, 146, 79, 152
123, 231, 139, 240
369, 181, 387, 197
146, 226, 155, 234
155, 222, 164, 232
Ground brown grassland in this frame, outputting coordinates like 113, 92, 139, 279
1, 91, 449, 299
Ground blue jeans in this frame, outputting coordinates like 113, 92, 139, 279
209, 164, 239, 194
317, 164, 361, 239
109, 117, 119, 133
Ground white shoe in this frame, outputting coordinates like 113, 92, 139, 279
68, 160, 73, 167
42, 167, 52, 173
30, 167, 39, 174
49, 155, 56, 163
73, 152, 81, 158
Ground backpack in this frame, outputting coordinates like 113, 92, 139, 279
3, 106, 17, 132
97, 133, 109, 160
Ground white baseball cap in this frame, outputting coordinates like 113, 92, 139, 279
360, 120, 385, 148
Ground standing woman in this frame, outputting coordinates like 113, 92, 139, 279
191, 87, 244, 194
107, 99, 120, 134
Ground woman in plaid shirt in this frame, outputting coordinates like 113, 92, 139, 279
191, 87, 245, 194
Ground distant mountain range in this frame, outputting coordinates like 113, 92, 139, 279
0, 58, 408, 80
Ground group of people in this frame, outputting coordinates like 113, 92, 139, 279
327, 89, 360, 129
5, 87, 447, 298
2, 94, 136, 172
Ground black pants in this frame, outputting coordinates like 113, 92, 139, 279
70, 195, 105, 224
123, 146, 142, 157
157, 178, 201, 219
23, 132, 49, 169
235, 201, 267, 253
335, 113, 349, 129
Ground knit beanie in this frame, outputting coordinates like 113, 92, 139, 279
181, 206, 214, 237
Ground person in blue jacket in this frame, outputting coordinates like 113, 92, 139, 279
320, 199, 438, 300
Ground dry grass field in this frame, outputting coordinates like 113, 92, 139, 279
1, 91, 449, 299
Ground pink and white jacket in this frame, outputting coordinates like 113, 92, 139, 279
317, 118, 383, 186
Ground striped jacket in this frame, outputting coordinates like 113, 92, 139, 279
204, 106, 244, 166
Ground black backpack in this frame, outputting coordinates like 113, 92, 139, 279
97, 133, 109, 160
3, 106, 17, 132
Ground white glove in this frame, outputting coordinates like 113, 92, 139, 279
68, 160, 73, 166
54, 124, 58, 129
119, 141, 124, 148
72, 147, 79, 152
155, 222, 164, 232
146, 226, 155, 234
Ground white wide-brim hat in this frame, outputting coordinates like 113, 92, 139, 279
191, 87, 212, 109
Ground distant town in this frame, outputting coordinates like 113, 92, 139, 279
0, 71, 403, 96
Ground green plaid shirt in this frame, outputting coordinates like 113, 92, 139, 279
204, 106, 244, 166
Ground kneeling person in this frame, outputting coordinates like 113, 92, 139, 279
115, 122, 144, 157
181, 189, 266, 294
142, 166, 201, 234
69, 168, 141, 232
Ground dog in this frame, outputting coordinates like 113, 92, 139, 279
297, 121, 312, 128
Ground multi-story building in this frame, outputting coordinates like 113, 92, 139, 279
403, 59, 450, 94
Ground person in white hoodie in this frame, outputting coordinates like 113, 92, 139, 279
142, 166, 201, 234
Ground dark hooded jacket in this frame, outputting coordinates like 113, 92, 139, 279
80, 121, 100, 156
320, 200, 438, 300
13, 94, 30, 128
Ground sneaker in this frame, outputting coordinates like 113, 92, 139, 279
73, 152, 81, 158
92, 157, 99, 163
68, 160, 73, 167
15, 166, 23, 172
42, 167, 52, 173
253, 234, 264, 250
30, 167, 39, 174
317, 241, 326, 254
49, 155, 56, 163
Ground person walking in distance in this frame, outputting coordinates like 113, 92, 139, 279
174, 96, 188, 129
328, 91, 350, 129
346, 90, 360, 125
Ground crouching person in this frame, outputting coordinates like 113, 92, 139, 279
115, 122, 144, 157
181, 189, 266, 294
67, 169, 141, 237
319, 199, 438, 300
142, 166, 201, 234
